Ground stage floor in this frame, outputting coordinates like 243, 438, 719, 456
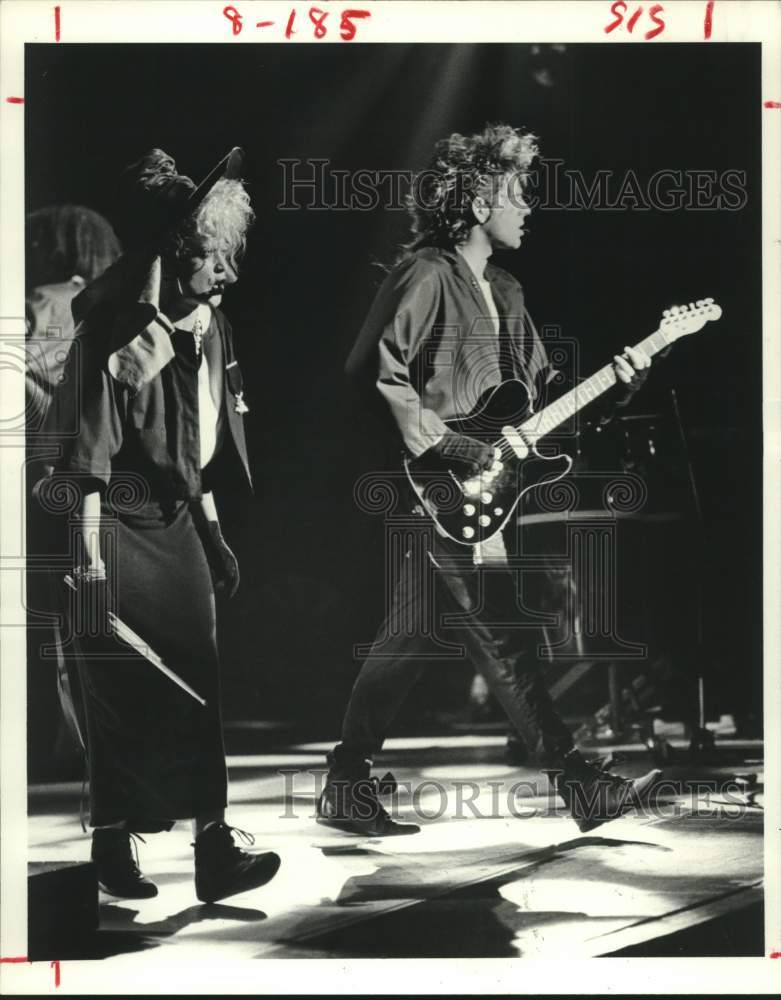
27, 735, 765, 962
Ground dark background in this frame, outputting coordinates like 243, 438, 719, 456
25, 43, 762, 739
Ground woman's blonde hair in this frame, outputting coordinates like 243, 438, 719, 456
169, 178, 255, 271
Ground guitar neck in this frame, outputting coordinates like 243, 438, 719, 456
519, 328, 669, 443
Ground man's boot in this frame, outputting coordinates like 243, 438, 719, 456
551, 749, 662, 833
91, 827, 158, 899
193, 822, 280, 904
316, 751, 420, 836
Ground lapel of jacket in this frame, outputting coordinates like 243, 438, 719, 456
214, 310, 253, 491
447, 249, 494, 328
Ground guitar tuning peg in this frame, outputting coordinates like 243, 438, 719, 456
695, 299, 704, 308
670, 306, 679, 316
662, 309, 671, 318
704, 297, 713, 304
688, 302, 695, 311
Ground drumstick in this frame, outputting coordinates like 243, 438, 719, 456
63, 575, 207, 707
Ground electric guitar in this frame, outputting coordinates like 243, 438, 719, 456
404, 298, 722, 546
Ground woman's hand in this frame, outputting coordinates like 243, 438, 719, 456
203, 521, 240, 599
68, 564, 115, 637
70, 490, 114, 634
196, 494, 239, 598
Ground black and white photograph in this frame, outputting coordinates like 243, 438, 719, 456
1, 0, 779, 993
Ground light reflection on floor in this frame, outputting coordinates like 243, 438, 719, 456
27, 736, 764, 961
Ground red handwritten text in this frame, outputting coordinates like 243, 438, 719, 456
704, 0, 714, 39
223, 5, 243, 34
309, 6, 328, 38
225, 5, 370, 40
340, 8, 371, 40
1, 956, 60, 988
604, 2, 665, 40
284, 8, 296, 38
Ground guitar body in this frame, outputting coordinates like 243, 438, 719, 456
404, 379, 572, 547
402, 299, 722, 548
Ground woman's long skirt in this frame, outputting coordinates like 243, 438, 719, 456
71, 498, 228, 831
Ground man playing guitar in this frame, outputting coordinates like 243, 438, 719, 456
317, 123, 665, 836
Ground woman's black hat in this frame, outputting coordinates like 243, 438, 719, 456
113, 146, 244, 251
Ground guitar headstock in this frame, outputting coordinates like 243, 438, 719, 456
660, 298, 722, 342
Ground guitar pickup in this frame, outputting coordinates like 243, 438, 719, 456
501, 425, 529, 459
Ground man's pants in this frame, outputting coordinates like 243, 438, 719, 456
336, 527, 574, 765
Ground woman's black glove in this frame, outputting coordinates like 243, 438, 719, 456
203, 521, 240, 599
425, 430, 495, 477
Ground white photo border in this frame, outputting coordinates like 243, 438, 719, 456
1, 1, 779, 994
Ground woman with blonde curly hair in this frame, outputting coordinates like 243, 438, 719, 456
56, 148, 280, 902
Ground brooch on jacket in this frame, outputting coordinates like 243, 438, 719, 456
226, 360, 249, 414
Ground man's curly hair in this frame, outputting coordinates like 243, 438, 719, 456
166, 178, 254, 272
403, 123, 538, 254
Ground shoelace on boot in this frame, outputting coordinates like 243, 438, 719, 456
224, 824, 255, 848
324, 769, 399, 823
193, 822, 256, 855
371, 772, 398, 797
590, 752, 628, 773
358, 775, 400, 822
127, 832, 148, 875
586, 752, 631, 788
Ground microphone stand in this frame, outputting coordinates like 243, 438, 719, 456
670, 388, 714, 759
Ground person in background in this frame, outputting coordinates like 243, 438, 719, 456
26, 205, 122, 475
26, 205, 122, 780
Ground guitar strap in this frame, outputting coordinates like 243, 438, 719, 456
498, 319, 517, 383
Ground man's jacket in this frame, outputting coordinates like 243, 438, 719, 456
346, 246, 552, 457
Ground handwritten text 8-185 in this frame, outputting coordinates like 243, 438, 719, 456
223, 5, 371, 40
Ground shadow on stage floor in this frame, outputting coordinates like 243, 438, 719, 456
27, 733, 765, 963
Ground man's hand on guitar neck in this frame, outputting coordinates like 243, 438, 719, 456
613, 344, 651, 405
427, 430, 496, 477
